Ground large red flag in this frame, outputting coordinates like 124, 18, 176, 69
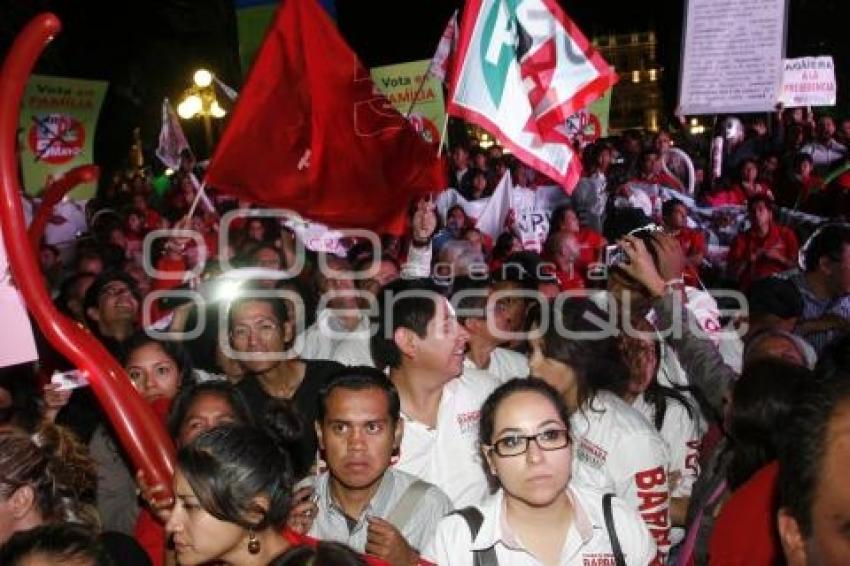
206, 0, 444, 234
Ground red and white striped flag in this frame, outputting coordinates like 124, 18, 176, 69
430, 10, 458, 83
449, 0, 618, 193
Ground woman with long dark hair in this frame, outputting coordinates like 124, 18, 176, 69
89, 333, 195, 535
674, 359, 809, 564
617, 315, 705, 538
134, 381, 260, 566
425, 378, 654, 565
165, 423, 300, 565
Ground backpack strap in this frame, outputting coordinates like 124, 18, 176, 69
451, 507, 499, 566
603, 493, 627, 566
386, 479, 432, 531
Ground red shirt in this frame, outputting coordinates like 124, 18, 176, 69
143, 209, 163, 231
708, 461, 780, 565
704, 183, 773, 207
148, 255, 188, 322
554, 267, 586, 292
135, 508, 165, 566
637, 171, 684, 191
728, 224, 799, 290
574, 228, 605, 282
705, 186, 747, 207
798, 175, 824, 203
673, 227, 707, 287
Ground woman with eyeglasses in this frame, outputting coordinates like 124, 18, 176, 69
527, 298, 673, 564
424, 378, 654, 565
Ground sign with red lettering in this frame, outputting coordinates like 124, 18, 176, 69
371, 60, 445, 145
780, 56, 836, 108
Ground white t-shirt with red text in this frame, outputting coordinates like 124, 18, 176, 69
424, 483, 656, 566
570, 390, 672, 565
631, 393, 703, 499
464, 347, 530, 383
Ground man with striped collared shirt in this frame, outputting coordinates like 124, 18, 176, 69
780, 225, 850, 356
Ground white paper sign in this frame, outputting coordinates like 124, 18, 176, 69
780, 56, 837, 108
0, 232, 38, 368
282, 218, 348, 257
679, 0, 787, 115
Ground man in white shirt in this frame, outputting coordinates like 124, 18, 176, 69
450, 146, 470, 188
452, 277, 529, 383
371, 278, 498, 507
309, 200, 437, 365
298, 255, 367, 361
801, 116, 847, 174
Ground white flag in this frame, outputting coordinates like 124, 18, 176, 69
155, 98, 190, 170
213, 76, 239, 103
474, 171, 513, 240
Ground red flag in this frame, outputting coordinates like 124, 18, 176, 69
206, 0, 444, 234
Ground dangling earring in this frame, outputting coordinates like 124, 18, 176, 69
247, 529, 261, 554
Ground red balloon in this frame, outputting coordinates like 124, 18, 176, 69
0, 14, 175, 495
28, 164, 99, 251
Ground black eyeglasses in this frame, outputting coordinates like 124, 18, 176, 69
488, 429, 570, 457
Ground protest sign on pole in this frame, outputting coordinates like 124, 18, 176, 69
678, 0, 788, 115
17, 75, 107, 200
779, 56, 837, 108
371, 60, 446, 145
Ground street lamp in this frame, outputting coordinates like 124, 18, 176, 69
177, 68, 226, 156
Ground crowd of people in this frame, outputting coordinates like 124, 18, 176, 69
1, 105, 850, 566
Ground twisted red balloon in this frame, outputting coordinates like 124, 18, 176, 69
0, 14, 174, 493
28, 164, 99, 251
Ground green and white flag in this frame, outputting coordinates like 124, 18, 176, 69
449, 0, 617, 192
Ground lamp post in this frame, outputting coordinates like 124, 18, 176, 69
177, 68, 226, 157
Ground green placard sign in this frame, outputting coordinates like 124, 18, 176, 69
18, 75, 108, 200
588, 87, 612, 138
370, 60, 446, 145
236, 4, 278, 78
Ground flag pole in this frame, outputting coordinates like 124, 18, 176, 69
186, 179, 207, 219
404, 59, 436, 118
437, 113, 450, 158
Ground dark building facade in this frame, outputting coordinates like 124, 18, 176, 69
593, 31, 664, 134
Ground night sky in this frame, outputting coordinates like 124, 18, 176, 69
0, 0, 844, 177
